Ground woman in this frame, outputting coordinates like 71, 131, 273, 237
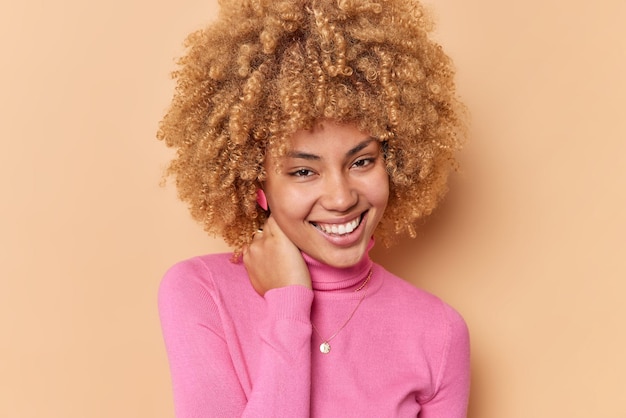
157, 0, 470, 416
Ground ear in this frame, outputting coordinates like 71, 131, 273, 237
256, 189, 268, 211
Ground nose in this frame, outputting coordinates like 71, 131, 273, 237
320, 172, 358, 212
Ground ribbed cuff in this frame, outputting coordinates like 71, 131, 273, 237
264, 285, 314, 324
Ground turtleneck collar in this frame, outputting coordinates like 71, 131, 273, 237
301, 238, 375, 292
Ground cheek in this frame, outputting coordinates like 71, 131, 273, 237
369, 173, 390, 209
267, 186, 313, 218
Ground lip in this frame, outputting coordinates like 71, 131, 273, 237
310, 211, 368, 247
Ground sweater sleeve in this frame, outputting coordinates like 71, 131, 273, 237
157, 261, 313, 418
419, 304, 471, 418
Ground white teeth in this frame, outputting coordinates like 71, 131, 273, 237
315, 217, 361, 236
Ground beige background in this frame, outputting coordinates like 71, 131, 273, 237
1, 0, 624, 417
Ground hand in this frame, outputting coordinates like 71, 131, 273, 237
243, 216, 312, 296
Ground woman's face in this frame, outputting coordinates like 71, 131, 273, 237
263, 120, 389, 268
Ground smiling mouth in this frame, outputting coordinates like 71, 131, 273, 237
311, 213, 365, 236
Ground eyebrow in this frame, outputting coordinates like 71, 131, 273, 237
287, 137, 377, 161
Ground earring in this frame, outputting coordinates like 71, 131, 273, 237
256, 189, 268, 211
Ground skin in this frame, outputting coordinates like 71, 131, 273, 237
243, 120, 390, 295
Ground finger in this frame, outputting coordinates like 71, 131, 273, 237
262, 215, 284, 238
242, 245, 250, 263
250, 223, 267, 243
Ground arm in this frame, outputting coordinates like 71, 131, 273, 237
419, 305, 471, 418
246, 286, 312, 415
158, 262, 313, 418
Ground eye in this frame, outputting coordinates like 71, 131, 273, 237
290, 168, 314, 177
351, 158, 374, 169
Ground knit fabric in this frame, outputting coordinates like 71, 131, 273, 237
158, 245, 470, 417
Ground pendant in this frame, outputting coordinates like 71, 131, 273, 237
320, 342, 331, 354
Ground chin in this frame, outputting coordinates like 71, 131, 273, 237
316, 247, 368, 269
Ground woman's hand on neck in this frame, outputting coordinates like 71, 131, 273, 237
243, 216, 312, 296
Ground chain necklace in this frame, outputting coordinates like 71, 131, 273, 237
311, 268, 372, 354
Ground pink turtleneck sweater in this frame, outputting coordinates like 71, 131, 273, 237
158, 245, 470, 417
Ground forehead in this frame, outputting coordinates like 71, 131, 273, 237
286, 120, 372, 154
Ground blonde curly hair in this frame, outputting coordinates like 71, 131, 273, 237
158, 0, 465, 255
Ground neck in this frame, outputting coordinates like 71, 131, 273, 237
302, 239, 375, 292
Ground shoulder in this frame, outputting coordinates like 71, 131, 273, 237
159, 253, 233, 290
375, 266, 447, 312
375, 265, 469, 346
161, 252, 239, 280
158, 253, 246, 313
375, 265, 470, 400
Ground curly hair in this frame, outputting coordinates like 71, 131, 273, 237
158, 0, 465, 255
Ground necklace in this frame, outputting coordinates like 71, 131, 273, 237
311, 268, 372, 354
